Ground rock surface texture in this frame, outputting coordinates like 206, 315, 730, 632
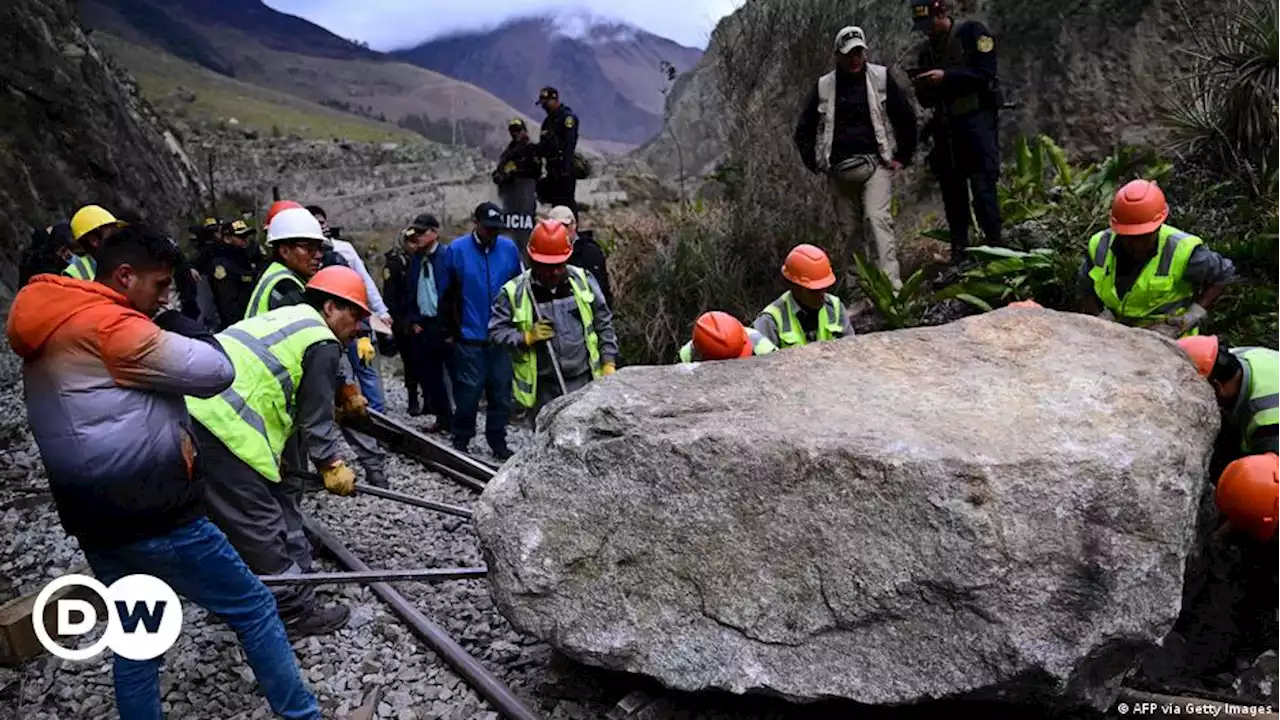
476, 309, 1221, 710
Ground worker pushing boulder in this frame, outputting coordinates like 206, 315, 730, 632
475, 308, 1222, 710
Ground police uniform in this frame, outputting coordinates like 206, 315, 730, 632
907, 11, 1003, 261
206, 242, 258, 331
535, 87, 580, 215
495, 118, 542, 249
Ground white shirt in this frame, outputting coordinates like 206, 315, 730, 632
330, 238, 389, 317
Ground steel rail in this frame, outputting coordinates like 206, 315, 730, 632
303, 518, 542, 720
354, 409, 498, 492
357, 484, 474, 519
258, 567, 487, 586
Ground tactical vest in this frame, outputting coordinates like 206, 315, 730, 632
186, 304, 336, 483
502, 267, 600, 409
1230, 347, 1280, 454
245, 260, 303, 319
814, 64, 895, 171
63, 255, 96, 281
1086, 225, 1202, 333
761, 291, 846, 348
678, 328, 778, 363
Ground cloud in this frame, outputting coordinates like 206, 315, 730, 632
263, 0, 744, 51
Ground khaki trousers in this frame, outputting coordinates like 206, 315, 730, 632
828, 163, 901, 288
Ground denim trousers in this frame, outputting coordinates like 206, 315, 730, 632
83, 517, 320, 720
346, 339, 386, 412
451, 343, 512, 451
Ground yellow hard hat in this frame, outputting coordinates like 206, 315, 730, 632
70, 205, 122, 241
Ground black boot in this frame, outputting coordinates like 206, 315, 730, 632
364, 467, 389, 488
407, 395, 422, 416
285, 603, 350, 638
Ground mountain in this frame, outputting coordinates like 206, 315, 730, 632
391, 15, 704, 146
78, 0, 536, 156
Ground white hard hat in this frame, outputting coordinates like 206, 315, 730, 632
835, 26, 868, 54
547, 205, 576, 225
267, 207, 326, 245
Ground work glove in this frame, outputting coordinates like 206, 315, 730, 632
523, 319, 555, 346
1168, 303, 1208, 336
1096, 309, 1116, 323
335, 382, 369, 421
601, 362, 616, 376
321, 460, 356, 496
356, 336, 376, 366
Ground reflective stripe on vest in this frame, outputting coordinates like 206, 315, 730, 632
678, 328, 778, 363
762, 291, 845, 348
63, 255, 96, 280
1086, 225, 1202, 328
245, 261, 302, 319
1231, 347, 1280, 453
502, 267, 600, 409
186, 305, 336, 482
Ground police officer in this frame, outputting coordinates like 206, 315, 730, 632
206, 219, 259, 330
535, 86, 580, 216
495, 118, 542, 251
906, 0, 1003, 264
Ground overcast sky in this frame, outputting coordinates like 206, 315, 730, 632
264, 0, 745, 51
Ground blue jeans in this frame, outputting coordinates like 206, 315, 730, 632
347, 339, 386, 412
452, 343, 512, 451
84, 518, 320, 720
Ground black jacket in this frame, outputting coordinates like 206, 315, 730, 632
494, 140, 542, 185
537, 105, 579, 178
795, 66, 917, 172
570, 231, 613, 309
206, 244, 257, 330
383, 246, 412, 326
909, 20, 1000, 115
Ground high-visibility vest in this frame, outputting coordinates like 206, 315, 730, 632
1230, 347, 1280, 454
501, 267, 600, 409
677, 329, 777, 363
63, 255, 96, 280
186, 304, 336, 483
759, 291, 846, 348
1086, 225, 1202, 334
245, 261, 303, 319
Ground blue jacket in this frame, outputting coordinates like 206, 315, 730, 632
437, 232, 522, 342
405, 246, 450, 325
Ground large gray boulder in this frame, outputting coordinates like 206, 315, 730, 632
475, 309, 1221, 709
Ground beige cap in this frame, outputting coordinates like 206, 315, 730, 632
834, 26, 867, 54
546, 205, 576, 225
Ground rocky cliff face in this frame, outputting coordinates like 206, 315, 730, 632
0, 0, 201, 303
638, 0, 1193, 184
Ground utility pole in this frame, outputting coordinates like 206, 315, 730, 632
450, 88, 457, 147
206, 146, 217, 216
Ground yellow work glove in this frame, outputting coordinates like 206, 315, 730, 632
335, 382, 369, 420
523, 319, 555, 346
321, 460, 356, 496
601, 362, 616, 376
356, 336, 375, 366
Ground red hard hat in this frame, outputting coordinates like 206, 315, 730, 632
528, 219, 573, 264
693, 311, 752, 360
1216, 453, 1279, 542
1007, 299, 1043, 309
1176, 335, 1220, 378
1110, 180, 1169, 235
782, 244, 836, 290
266, 200, 304, 227
306, 266, 371, 315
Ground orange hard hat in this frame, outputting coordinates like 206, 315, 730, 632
1110, 179, 1169, 235
1008, 299, 1043, 309
782, 244, 836, 290
306, 265, 371, 315
1176, 335, 1220, 378
1216, 453, 1280, 542
693, 311, 752, 360
527, 219, 573, 264
266, 200, 304, 227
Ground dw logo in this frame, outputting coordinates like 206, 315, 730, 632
33, 574, 183, 661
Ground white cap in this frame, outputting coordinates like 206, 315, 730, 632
834, 26, 867, 54
547, 205, 576, 225
267, 207, 327, 244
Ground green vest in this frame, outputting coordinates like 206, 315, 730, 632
502, 267, 600, 409
1086, 224, 1202, 333
1230, 347, 1280, 454
63, 255, 96, 280
186, 304, 336, 483
759, 291, 846, 348
245, 261, 303, 319
677, 328, 777, 363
